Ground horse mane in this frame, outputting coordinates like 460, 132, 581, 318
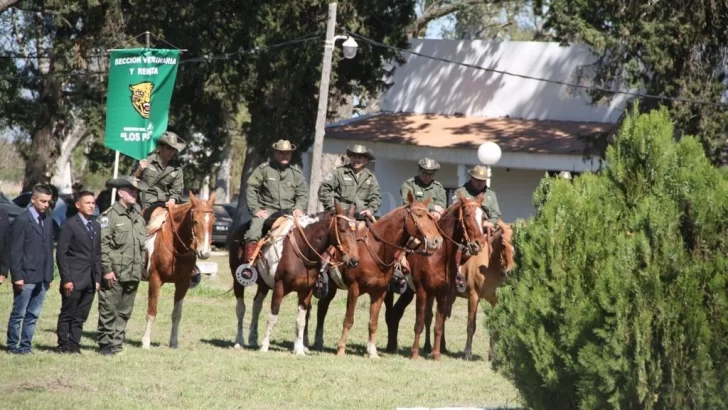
496, 219, 515, 271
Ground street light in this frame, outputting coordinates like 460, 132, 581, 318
477, 141, 502, 187
307, 3, 361, 214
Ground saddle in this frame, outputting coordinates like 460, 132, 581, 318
248, 216, 292, 264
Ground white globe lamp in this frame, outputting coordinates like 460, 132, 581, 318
477, 141, 501, 165
477, 141, 501, 187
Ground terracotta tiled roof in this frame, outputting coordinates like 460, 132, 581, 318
325, 112, 615, 155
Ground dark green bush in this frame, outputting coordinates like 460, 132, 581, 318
487, 106, 728, 409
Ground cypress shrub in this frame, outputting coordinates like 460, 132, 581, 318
487, 106, 728, 409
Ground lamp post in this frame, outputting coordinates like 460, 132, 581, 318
307, 2, 359, 215
477, 141, 502, 187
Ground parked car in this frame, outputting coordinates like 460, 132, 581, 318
212, 204, 233, 247
221, 203, 238, 220
0, 192, 25, 223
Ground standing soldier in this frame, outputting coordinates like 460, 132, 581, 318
97, 176, 148, 356
318, 144, 381, 221
133, 131, 186, 223
454, 165, 501, 226
243, 140, 308, 262
400, 158, 447, 220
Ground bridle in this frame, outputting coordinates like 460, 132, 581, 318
360, 205, 437, 268
161, 205, 214, 257
289, 214, 358, 267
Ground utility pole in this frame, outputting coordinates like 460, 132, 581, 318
307, 3, 337, 215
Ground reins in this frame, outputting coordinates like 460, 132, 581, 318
359, 205, 436, 268
160, 205, 213, 258
288, 214, 357, 267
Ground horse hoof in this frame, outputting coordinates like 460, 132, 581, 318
260, 344, 269, 352
234, 343, 243, 350
464, 353, 473, 361
411, 353, 420, 360
385, 344, 397, 353
142, 343, 151, 350
432, 353, 442, 361
293, 348, 306, 356
312, 342, 324, 351
336, 348, 346, 357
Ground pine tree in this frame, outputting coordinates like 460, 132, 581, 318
487, 105, 728, 409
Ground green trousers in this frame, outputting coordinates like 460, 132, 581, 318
243, 215, 268, 242
97, 280, 139, 352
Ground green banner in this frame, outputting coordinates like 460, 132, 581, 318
104, 48, 179, 160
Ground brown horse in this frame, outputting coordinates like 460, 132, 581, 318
141, 191, 216, 349
229, 204, 359, 350
259, 203, 360, 355
313, 193, 443, 358
384, 193, 487, 360
454, 219, 514, 360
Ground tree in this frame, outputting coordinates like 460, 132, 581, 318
487, 106, 728, 409
541, 0, 728, 164
439, 0, 549, 40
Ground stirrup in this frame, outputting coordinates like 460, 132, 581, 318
455, 272, 467, 293
313, 271, 329, 300
388, 266, 408, 294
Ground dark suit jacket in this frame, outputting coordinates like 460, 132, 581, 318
0, 208, 9, 276
10, 208, 54, 283
56, 214, 102, 290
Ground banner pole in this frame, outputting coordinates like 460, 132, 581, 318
110, 150, 120, 204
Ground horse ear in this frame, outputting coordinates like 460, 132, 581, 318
407, 190, 415, 204
475, 192, 484, 203
423, 197, 432, 207
208, 192, 216, 204
189, 190, 197, 202
334, 201, 342, 214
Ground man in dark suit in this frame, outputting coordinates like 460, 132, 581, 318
6, 185, 54, 354
56, 191, 102, 354
0, 206, 10, 286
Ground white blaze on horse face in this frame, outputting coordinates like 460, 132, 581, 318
199, 212, 211, 257
475, 207, 484, 233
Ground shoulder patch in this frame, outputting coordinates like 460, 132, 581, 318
258, 162, 270, 169
99, 217, 109, 228
325, 173, 334, 181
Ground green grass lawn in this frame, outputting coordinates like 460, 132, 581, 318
0, 253, 521, 409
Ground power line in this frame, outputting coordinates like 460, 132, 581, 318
345, 31, 728, 109
0, 32, 322, 81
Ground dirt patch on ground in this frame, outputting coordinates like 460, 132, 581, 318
0, 377, 98, 394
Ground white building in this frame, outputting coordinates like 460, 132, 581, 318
303, 39, 627, 222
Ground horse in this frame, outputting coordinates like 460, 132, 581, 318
141, 191, 216, 349
384, 193, 487, 360
313, 192, 444, 358
259, 203, 360, 355
454, 219, 514, 360
229, 203, 359, 350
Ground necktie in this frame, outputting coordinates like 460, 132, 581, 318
37, 215, 43, 227
86, 221, 94, 239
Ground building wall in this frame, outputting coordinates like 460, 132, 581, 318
380, 39, 629, 123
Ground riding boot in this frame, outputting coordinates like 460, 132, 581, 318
454, 248, 466, 292
245, 241, 258, 264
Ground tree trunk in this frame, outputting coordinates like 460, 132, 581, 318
0, 0, 20, 14
214, 134, 233, 204
22, 76, 61, 192
51, 116, 87, 194
232, 146, 263, 229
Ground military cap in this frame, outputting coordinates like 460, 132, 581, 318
106, 175, 149, 192
468, 165, 490, 181
158, 131, 186, 152
346, 144, 375, 161
272, 139, 296, 152
418, 157, 440, 172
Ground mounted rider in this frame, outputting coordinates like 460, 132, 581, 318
391, 158, 447, 291
243, 140, 308, 263
318, 144, 381, 223
133, 131, 187, 225
451, 164, 501, 290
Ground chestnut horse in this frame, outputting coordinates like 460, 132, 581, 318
141, 191, 216, 349
259, 203, 360, 355
229, 204, 360, 350
453, 220, 514, 360
384, 193, 486, 360
313, 193, 443, 358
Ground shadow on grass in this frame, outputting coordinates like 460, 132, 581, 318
200, 338, 236, 349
